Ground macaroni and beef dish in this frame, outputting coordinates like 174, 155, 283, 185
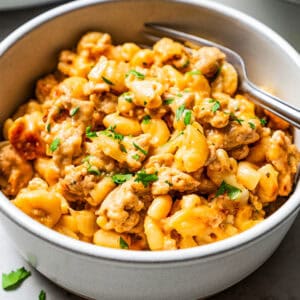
0, 32, 299, 250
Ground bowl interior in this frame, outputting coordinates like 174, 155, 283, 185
0, 0, 299, 262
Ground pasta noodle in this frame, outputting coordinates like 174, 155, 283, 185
0, 32, 299, 251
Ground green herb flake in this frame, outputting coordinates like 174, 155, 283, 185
82, 155, 93, 163
132, 154, 140, 161
122, 92, 133, 103
46, 123, 51, 133
102, 76, 114, 85
110, 126, 124, 141
133, 142, 148, 155
70, 107, 80, 117
142, 115, 151, 124
126, 70, 145, 80
260, 118, 267, 126
230, 113, 244, 125
2, 267, 31, 290
176, 104, 185, 121
182, 60, 190, 68
163, 98, 174, 105
119, 143, 127, 153
50, 138, 60, 152
177, 93, 183, 97
134, 170, 158, 187
87, 166, 101, 176
248, 121, 256, 129
39, 290, 46, 300
101, 126, 124, 141
86, 126, 98, 138
112, 174, 132, 185
215, 181, 241, 200
211, 100, 221, 113
183, 110, 192, 125
164, 180, 173, 187
185, 70, 201, 76
119, 237, 129, 249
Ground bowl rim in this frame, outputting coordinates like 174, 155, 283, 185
0, 0, 300, 263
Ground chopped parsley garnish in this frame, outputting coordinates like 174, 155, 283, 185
102, 76, 114, 85
212, 101, 221, 113
209, 99, 221, 113
101, 125, 124, 141
177, 93, 183, 97
248, 121, 256, 129
82, 155, 93, 163
119, 143, 127, 153
119, 237, 129, 249
133, 142, 148, 155
230, 113, 244, 125
86, 126, 97, 138
182, 60, 190, 68
126, 70, 145, 80
183, 109, 192, 125
70, 107, 80, 117
132, 154, 140, 160
164, 180, 173, 186
83, 156, 100, 175
134, 170, 158, 187
164, 98, 174, 105
176, 105, 192, 125
215, 181, 241, 200
49, 138, 60, 152
260, 118, 267, 126
122, 92, 133, 103
142, 115, 151, 124
39, 290, 46, 300
2, 267, 31, 290
87, 165, 101, 176
185, 69, 201, 76
176, 104, 185, 121
46, 123, 51, 133
112, 174, 132, 184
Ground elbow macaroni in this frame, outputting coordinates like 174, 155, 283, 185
0, 31, 299, 251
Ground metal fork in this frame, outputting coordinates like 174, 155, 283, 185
144, 23, 300, 129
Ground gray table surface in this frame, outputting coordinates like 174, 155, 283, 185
0, 0, 299, 299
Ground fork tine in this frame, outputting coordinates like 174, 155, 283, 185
137, 43, 152, 49
144, 22, 240, 61
144, 23, 300, 128
143, 32, 161, 43
144, 23, 219, 49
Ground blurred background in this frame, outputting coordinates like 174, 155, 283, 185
0, 0, 299, 299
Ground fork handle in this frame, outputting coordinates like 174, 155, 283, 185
241, 81, 300, 129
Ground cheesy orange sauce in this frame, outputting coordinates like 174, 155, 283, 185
0, 32, 299, 250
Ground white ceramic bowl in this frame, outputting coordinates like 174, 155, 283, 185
0, 1, 299, 299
